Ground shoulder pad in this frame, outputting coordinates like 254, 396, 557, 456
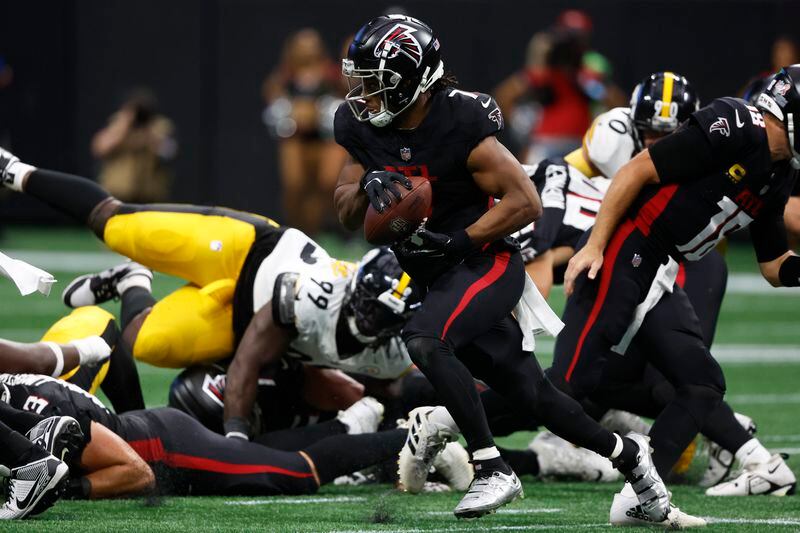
446, 89, 504, 134
584, 107, 636, 178
692, 97, 766, 149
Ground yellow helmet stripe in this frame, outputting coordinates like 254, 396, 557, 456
660, 72, 675, 118
392, 272, 411, 298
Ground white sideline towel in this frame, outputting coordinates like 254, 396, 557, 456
514, 272, 564, 352
0, 251, 56, 296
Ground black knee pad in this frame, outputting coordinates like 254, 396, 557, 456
673, 384, 724, 424
403, 335, 448, 369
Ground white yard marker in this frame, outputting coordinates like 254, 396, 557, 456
224, 496, 367, 506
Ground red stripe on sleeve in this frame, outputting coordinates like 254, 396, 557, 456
633, 184, 678, 236
441, 251, 511, 340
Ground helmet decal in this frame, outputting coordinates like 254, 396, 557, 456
374, 23, 423, 67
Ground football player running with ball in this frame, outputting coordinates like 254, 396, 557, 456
333, 14, 675, 522
559, 65, 800, 505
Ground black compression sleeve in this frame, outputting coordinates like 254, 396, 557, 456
778, 255, 800, 286
25, 169, 112, 223
648, 122, 717, 184
750, 212, 789, 262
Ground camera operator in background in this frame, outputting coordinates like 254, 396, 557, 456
91, 88, 176, 203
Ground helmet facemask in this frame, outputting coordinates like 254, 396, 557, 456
343, 58, 442, 127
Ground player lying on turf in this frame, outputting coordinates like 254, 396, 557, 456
334, 14, 676, 524
553, 65, 800, 512
0, 374, 472, 498
511, 72, 795, 505
0, 152, 421, 440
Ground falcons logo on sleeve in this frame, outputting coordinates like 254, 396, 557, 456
709, 117, 730, 137
374, 23, 423, 66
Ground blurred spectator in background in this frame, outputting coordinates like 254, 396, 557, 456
0, 55, 14, 148
91, 88, 176, 203
495, 9, 624, 165
262, 28, 344, 236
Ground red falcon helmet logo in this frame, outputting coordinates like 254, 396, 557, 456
374, 23, 423, 67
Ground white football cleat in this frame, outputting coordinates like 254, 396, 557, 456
0, 455, 69, 520
62, 262, 152, 308
453, 469, 523, 519
616, 433, 671, 523
433, 441, 474, 491
599, 410, 652, 436
705, 454, 796, 496
336, 397, 384, 435
530, 431, 620, 482
397, 406, 457, 494
26, 416, 84, 465
699, 413, 756, 488
610, 483, 706, 528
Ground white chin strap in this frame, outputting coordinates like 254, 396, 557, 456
368, 61, 444, 128
788, 112, 800, 170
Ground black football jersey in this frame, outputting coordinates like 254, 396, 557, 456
0, 373, 145, 439
642, 97, 797, 262
513, 158, 606, 263
335, 88, 504, 228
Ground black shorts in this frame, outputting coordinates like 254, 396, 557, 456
551, 220, 724, 399
119, 408, 318, 496
402, 244, 525, 351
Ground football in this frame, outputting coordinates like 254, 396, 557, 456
364, 175, 432, 245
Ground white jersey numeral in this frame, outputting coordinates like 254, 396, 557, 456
676, 196, 753, 261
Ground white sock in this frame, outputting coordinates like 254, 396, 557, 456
7, 161, 36, 192
735, 438, 771, 466
117, 273, 152, 295
428, 406, 460, 434
472, 446, 500, 461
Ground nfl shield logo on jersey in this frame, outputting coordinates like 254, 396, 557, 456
631, 253, 642, 268
400, 147, 412, 161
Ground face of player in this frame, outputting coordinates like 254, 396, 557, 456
642, 130, 669, 148
361, 77, 383, 114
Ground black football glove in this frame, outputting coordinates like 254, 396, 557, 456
396, 227, 475, 260
360, 170, 412, 213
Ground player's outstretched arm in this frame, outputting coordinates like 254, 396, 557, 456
759, 251, 800, 287
78, 422, 155, 499
223, 303, 294, 439
564, 149, 659, 295
333, 159, 370, 230
466, 136, 542, 245
0, 336, 110, 377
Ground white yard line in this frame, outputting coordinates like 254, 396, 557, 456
704, 517, 800, 526
224, 496, 367, 506
726, 393, 800, 404
426, 509, 562, 516
763, 434, 800, 442
331, 526, 609, 533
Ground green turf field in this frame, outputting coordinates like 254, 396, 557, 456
0, 227, 798, 531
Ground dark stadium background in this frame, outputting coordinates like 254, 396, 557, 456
1, 0, 797, 223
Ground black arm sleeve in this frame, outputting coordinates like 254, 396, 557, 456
648, 122, 717, 184
750, 211, 790, 263
530, 207, 564, 255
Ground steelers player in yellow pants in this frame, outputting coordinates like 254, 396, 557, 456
42, 306, 145, 412
2, 158, 280, 369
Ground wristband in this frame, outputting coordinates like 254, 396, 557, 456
778, 254, 800, 287
43, 342, 64, 378
69, 336, 112, 365
224, 417, 251, 440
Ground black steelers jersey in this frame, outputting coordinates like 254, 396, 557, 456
513, 159, 606, 263
640, 97, 797, 262
335, 88, 504, 235
0, 373, 146, 440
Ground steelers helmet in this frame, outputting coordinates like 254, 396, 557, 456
343, 14, 444, 127
630, 72, 700, 150
343, 247, 420, 344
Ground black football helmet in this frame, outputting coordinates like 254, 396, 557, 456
743, 74, 776, 106
630, 72, 700, 150
343, 247, 420, 343
343, 14, 444, 127
755, 65, 800, 169
168, 364, 231, 434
